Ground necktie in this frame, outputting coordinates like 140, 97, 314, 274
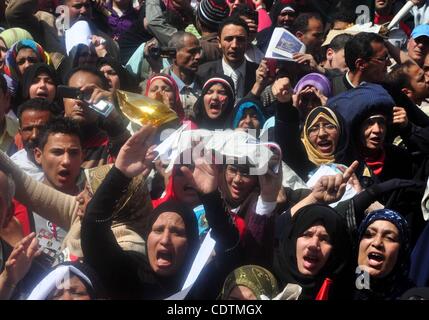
231, 70, 241, 98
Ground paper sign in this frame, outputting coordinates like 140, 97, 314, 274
65, 20, 92, 55
265, 27, 306, 61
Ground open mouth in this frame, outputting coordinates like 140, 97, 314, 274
368, 252, 385, 267
156, 250, 173, 268
303, 254, 320, 270
317, 140, 333, 153
36, 92, 48, 99
57, 169, 71, 181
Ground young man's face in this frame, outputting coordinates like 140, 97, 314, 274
66, 0, 92, 26
326, 48, 347, 72
218, 24, 248, 68
34, 133, 83, 194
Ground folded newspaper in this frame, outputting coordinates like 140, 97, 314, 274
265, 27, 306, 61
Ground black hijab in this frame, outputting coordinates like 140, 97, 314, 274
193, 74, 235, 130
96, 57, 139, 92
20, 63, 62, 115
139, 199, 199, 299
274, 204, 352, 300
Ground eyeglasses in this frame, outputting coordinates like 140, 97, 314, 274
226, 165, 253, 179
307, 122, 337, 136
371, 55, 390, 64
16, 56, 39, 65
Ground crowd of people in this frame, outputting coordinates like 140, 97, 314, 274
0, 0, 429, 301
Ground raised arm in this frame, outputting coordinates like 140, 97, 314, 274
0, 151, 79, 231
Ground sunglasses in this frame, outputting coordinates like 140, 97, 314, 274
16, 56, 39, 65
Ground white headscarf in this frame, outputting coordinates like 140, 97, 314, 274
27, 265, 93, 300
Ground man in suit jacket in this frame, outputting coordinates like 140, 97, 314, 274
197, 17, 258, 101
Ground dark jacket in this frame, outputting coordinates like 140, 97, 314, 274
197, 59, 258, 97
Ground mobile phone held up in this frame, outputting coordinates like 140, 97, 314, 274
57, 85, 114, 117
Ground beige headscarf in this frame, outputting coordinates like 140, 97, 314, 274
301, 107, 341, 166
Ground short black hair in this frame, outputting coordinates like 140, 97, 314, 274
38, 117, 83, 150
292, 12, 323, 35
330, 9, 356, 24
17, 98, 55, 125
0, 74, 7, 96
328, 33, 354, 52
345, 32, 386, 72
230, 4, 259, 26
64, 66, 110, 91
385, 60, 418, 92
218, 16, 250, 38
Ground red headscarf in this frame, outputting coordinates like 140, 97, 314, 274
145, 73, 185, 121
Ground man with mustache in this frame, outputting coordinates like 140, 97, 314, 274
10, 98, 55, 181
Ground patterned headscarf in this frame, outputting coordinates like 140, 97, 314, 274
358, 209, 410, 262
220, 265, 279, 300
4, 39, 50, 80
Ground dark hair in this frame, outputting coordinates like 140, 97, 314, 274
0, 74, 7, 96
330, 9, 356, 24
292, 12, 323, 35
344, 32, 385, 72
230, 4, 259, 26
328, 33, 354, 52
38, 117, 82, 150
17, 98, 55, 124
218, 16, 250, 38
64, 66, 110, 91
385, 60, 418, 92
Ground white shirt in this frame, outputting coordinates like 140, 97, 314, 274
222, 58, 247, 101
412, 2, 429, 26
10, 149, 44, 181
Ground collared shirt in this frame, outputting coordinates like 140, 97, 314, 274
345, 71, 358, 89
0, 115, 19, 155
170, 70, 201, 119
222, 59, 247, 101
10, 149, 44, 181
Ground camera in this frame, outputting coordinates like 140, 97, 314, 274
148, 46, 177, 59
57, 85, 113, 117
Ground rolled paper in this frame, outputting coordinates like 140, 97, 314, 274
387, 1, 415, 30
116, 90, 178, 127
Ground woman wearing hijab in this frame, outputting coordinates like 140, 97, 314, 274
0, 28, 34, 72
27, 262, 106, 300
354, 209, 414, 300
4, 40, 50, 82
192, 75, 235, 130
276, 102, 346, 181
273, 204, 353, 300
81, 125, 200, 299
220, 265, 279, 300
230, 98, 266, 133
145, 73, 185, 122
97, 57, 139, 93
293, 73, 332, 122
